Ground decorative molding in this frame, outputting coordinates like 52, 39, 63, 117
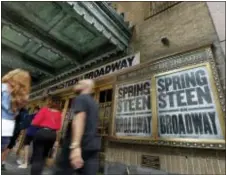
96, 2, 131, 35
1, 2, 82, 65
2, 2, 132, 90
107, 137, 225, 150
117, 47, 212, 82
67, 2, 130, 50
207, 48, 226, 113
30, 2, 132, 91
2, 20, 75, 74
1, 49, 47, 76
31, 49, 119, 92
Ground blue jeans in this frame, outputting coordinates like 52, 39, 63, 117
1, 137, 11, 152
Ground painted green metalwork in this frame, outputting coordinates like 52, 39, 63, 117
1, 2, 131, 89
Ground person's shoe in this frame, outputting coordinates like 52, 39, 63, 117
2, 163, 6, 171
16, 159, 23, 165
18, 164, 28, 169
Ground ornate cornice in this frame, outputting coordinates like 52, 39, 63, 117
31, 2, 132, 92
31, 49, 120, 92
67, 2, 131, 50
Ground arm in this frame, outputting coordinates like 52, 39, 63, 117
32, 108, 45, 126
20, 109, 30, 129
57, 113, 63, 131
70, 96, 87, 148
71, 112, 86, 148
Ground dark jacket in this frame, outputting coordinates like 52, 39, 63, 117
15, 108, 29, 131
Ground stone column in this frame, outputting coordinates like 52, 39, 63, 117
207, 2, 225, 55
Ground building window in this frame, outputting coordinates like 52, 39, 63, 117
99, 89, 112, 103
98, 89, 113, 136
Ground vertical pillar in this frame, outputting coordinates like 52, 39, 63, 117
46, 98, 70, 166
207, 2, 225, 54
57, 98, 70, 142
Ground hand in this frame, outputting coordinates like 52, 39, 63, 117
70, 147, 84, 169
53, 141, 59, 148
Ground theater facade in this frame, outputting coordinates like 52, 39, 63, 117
2, 2, 225, 174
27, 46, 225, 174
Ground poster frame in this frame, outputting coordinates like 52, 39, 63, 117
152, 62, 225, 145
110, 59, 225, 149
111, 78, 156, 141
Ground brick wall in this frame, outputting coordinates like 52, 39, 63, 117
130, 1, 225, 91
105, 2, 226, 174
131, 2, 216, 60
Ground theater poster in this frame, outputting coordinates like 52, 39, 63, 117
114, 80, 152, 137
154, 63, 225, 140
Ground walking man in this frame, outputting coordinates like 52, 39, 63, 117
53, 79, 101, 175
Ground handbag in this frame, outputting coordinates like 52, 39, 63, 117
2, 119, 15, 136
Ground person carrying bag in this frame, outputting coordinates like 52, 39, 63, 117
30, 96, 62, 175
1, 69, 31, 152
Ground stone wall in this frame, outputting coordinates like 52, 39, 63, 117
106, 142, 225, 174
118, 1, 226, 92
105, 2, 225, 174
206, 2, 226, 92
131, 2, 216, 61
207, 2, 225, 55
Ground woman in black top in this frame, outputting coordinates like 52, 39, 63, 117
1, 108, 29, 170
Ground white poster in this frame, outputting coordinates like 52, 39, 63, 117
156, 66, 223, 139
115, 80, 152, 137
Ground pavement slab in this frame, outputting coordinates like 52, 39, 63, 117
2, 152, 172, 175
2, 153, 52, 175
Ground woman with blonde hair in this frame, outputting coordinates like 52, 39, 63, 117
1, 69, 31, 152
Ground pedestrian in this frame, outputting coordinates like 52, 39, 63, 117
53, 79, 101, 175
1, 106, 29, 170
18, 106, 40, 169
30, 96, 62, 175
1, 69, 31, 152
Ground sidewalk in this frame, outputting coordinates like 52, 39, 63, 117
2, 152, 52, 175
2, 152, 172, 175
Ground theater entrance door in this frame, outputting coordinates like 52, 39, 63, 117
96, 85, 113, 174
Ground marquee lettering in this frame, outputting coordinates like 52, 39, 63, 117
45, 54, 139, 94
84, 56, 135, 79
